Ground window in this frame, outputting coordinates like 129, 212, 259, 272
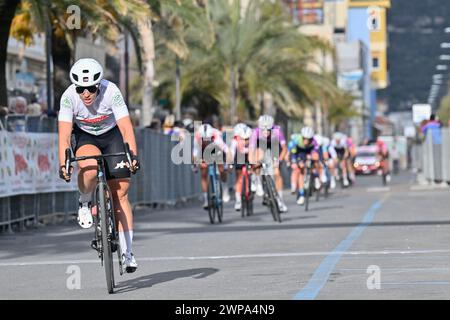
372, 57, 380, 70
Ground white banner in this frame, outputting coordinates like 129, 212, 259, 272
0, 131, 14, 196
0, 132, 78, 198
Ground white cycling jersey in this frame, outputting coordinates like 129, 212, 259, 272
58, 79, 129, 136
331, 136, 348, 150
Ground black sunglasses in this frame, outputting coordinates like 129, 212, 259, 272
75, 85, 98, 94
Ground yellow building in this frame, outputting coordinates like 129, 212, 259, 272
349, 0, 391, 89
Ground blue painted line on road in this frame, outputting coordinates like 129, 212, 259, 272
294, 199, 384, 300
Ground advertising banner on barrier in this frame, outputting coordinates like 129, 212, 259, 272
9, 132, 34, 195
0, 132, 78, 198
33, 133, 57, 192
0, 131, 14, 196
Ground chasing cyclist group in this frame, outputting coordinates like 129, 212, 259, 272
191, 114, 391, 213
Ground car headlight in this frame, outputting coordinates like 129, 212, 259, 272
354, 163, 359, 168
375, 161, 380, 167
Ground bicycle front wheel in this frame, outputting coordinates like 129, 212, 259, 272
216, 177, 223, 223
207, 175, 216, 224
241, 174, 247, 218
304, 170, 312, 212
97, 183, 115, 294
265, 176, 281, 222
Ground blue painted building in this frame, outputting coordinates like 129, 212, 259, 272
347, 7, 376, 140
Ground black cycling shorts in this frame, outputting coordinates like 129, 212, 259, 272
71, 125, 131, 180
335, 147, 346, 161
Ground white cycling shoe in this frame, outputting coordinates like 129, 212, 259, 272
278, 200, 288, 213
256, 182, 264, 197
330, 177, 336, 189
122, 253, 138, 273
77, 202, 93, 229
297, 196, 305, 205
234, 200, 241, 211
223, 187, 230, 203
314, 177, 321, 190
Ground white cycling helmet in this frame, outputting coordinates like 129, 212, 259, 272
234, 123, 252, 139
322, 137, 330, 146
333, 132, 344, 141
301, 126, 314, 139
198, 123, 214, 139
70, 58, 104, 87
258, 115, 274, 130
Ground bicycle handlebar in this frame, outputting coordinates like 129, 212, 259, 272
63, 142, 137, 182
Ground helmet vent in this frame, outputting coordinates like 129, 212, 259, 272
72, 73, 78, 81
93, 72, 101, 81
82, 69, 89, 73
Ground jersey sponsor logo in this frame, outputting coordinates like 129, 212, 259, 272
78, 115, 109, 124
114, 160, 127, 169
112, 93, 125, 108
61, 96, 72, 109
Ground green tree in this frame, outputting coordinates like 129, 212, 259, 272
5, 0, 152, 109
0, 0, 21, 106
153, 0, 339, 124
328, 92, 359, 132
438, 94, 450, 126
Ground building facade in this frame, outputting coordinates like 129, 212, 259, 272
282, 0, 391, 143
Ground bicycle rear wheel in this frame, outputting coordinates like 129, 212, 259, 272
97, 183, 115, 294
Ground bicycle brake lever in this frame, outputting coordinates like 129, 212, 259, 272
124, 142, 135, 174
65, 148, 72, 182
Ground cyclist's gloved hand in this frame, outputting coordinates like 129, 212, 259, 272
130, 155, 140, 173
59, 165, 73, 182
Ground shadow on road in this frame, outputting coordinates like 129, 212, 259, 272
114, 267, 219, 294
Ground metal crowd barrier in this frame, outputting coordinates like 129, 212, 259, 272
411, 128, 450, 183
1, 117, 202, 234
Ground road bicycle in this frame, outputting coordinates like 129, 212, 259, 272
260, 160, 281, 223
64, 143, 137, 294
240, 163, 254, 218
206, 161, 223, 224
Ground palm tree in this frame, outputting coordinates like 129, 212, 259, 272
5, 0, 152, 111
154, 0, 340, 125
0, 0, 21, 106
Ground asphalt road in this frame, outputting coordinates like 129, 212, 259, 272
1, 171, 450, 300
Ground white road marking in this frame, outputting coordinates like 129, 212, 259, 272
366, 187, 391, 192
2, 249, 450, 267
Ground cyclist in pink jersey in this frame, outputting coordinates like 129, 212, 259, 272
193, 123, 232, 209
249, 115, 288, 212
